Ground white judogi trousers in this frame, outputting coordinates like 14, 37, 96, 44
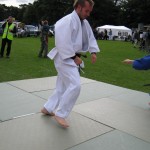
44, 54, 81, 118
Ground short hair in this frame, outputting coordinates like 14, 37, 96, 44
43, 20, 48, 25
73, 0, 94, 9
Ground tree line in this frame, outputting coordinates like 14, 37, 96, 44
0, 0, 150, 28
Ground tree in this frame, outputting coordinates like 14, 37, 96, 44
1, 0, 150, 29
0, 4, 19, 21
90, 0, 120, 27
33, 0, 73, 25
117, 0, 150, 27
0, 4, 6, 20
23, 4, 38, 25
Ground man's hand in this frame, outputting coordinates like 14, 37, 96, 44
74, 56, 82, 65
91, 53, 97, 64
122, 59, 134, 64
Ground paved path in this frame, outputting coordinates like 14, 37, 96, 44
0, 76, 150, 150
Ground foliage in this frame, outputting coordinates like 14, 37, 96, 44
0, 0, 149, 28
117, 0, 150, 27
92, 0, 120, 27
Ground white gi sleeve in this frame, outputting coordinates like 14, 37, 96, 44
86, 21, 100, 53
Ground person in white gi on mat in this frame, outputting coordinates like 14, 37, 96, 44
41, 0, 100, 128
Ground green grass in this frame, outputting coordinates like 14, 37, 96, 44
0, 37, 57, 81
0, 37, 150, 93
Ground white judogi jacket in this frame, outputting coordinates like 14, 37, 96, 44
48, 10, 100, 65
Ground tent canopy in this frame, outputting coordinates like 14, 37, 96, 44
97, 25, 132, 37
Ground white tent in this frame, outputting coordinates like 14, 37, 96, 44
97, 25, 132, 37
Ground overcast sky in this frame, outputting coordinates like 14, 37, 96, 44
0, 0, 35, 7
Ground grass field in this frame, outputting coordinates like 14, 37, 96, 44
0, 37, 150, 93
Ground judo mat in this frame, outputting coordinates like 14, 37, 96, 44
0, 76, 150, 150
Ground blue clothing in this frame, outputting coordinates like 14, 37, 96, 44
133, 55, 150, 70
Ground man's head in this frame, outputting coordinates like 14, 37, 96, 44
74, 0, 94, 20
44, 20, 48, 25
7, 16, 14, 23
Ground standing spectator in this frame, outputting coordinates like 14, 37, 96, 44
41, 0, 100, 128
118, 31, 121, 37
0, 16, 16, 58
108, 29, 112, 40
100, 31, 104, 40
145, 28, 150, 52
133, 30, 139, 48
38, 20, 50, 58
104, 29, 108, 40
139, 29, 146, 50
139, 30, 143, 42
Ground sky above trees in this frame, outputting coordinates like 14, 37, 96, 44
0, 0, 35, 7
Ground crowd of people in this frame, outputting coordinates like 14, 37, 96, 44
94, 28, 111, 40
132, 28, 150, 52
94, 28, 131, 41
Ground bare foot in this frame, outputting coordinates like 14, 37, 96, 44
41, 107, 55, 116
54, 116, 69, 128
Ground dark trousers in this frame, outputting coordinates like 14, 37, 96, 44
0, 38, 12, 57
38, 36, 48, 57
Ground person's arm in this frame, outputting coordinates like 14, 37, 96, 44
91, 52, 97, 64
85, 21, 100, 63
123, 55, 150, 70
87, 21, 100, 54
11, 25, 17, 33
123, 59, 134, 64
133, 55, 150, 70
7, 23, 17, 33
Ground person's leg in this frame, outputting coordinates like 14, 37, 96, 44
134, 39, 137, 48
43, 55, 80, 127
43, 41, 48, 58
38, 38, 44, 57
54, 62, 81, 127
0, 38, 7, 57
6, 39, 12, 57
43, 74, 66, 115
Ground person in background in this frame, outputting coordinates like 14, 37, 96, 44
145, 28, 150, 52
133, 30, 139, 48
38, 20, 50, 58
41, 0, 100, 128
109, 29, 112, 40
0, 16, 16, 58
104, 29, 108, 40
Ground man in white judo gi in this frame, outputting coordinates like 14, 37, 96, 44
41, 0, 100, 128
